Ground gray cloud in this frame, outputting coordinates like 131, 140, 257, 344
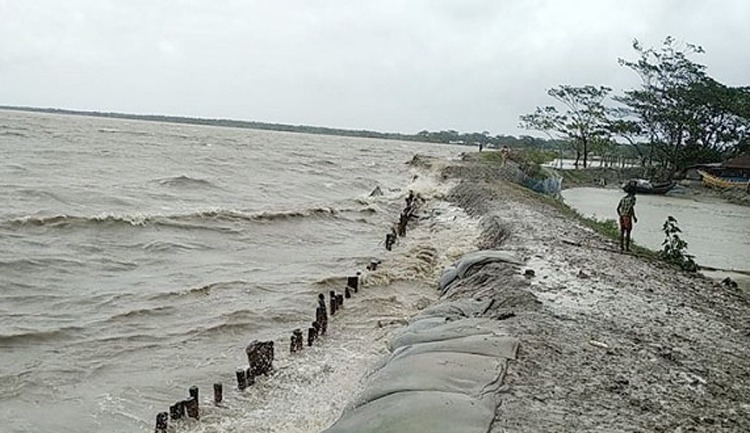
1, 0, 748, 135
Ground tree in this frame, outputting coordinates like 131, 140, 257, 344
616, 37, 750, 171
520, 85, 612, 168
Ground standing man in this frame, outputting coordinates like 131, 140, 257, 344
617, 182, 638, 252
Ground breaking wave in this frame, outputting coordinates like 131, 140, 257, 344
0, 326, 84, 345
2, 205, 369, 230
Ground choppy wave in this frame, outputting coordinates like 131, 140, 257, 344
148, 280, 253, 301
0, 257, 85, 270
108, 306, 176, 321
0, 326, 83, 346
155, 175, 218, 189
3, 206, 354, 230
0, 130, 27, 138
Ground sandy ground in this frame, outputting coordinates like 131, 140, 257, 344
434, 156, 750, 433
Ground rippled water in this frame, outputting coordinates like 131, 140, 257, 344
0, 110, 473, 432
562, 187, 750, 289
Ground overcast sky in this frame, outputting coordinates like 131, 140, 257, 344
1, 0, 748, 136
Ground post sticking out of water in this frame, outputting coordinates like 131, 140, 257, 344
385, 232, 396, 251
213, 383, 223, 405
308, 327, 315, 346
185, 397, 200, 420
189, 386, 199, 409
336, 294, 344, 310
246, 367, 256, 386
246, 340, 274, 376
348, 275, 359, 292
316, 306, 327, 335
236, 368, 248, 390
330, 291, 337, 315
345, 285, 351, 298
170, 402, 184, 420
293, 328, 304, 352
290, 334, 297, 353
155, 411, 168, 433
317, 294, 328, 334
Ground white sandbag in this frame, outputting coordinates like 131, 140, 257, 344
321, 390, 496, 433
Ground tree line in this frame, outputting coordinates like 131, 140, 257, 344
520, 37, 750, 173
0, 105, 562, 150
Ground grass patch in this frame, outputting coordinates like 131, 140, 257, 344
514, 184, 658, 260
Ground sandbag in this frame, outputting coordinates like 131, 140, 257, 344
351, 351, 507, 409
389, 333, 518, 363
322, 391, 495, 433
439, 250, 523, 294
389, 318, 504, 351
411, 298, 493, 321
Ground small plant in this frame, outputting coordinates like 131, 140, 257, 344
660, 216, 697, 272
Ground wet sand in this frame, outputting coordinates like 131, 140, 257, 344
349, 155, 750, 433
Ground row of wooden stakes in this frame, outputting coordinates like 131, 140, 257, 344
153, 270, 375, 432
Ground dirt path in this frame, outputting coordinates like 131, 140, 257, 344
439, 157, 750, 432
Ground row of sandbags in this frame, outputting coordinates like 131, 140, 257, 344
321, 251, 523, 433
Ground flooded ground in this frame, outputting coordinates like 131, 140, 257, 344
562, 187, 750, 291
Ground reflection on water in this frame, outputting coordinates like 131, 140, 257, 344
562, 187, 750, 290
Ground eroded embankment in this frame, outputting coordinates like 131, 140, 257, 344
322, 155, 750, 433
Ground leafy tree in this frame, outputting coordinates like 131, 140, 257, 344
520, 85, 612, 168
616, 37, 750, 171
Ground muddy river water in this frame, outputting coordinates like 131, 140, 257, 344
562, 187, 750, 291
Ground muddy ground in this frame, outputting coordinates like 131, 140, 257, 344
432, 155, 750, 432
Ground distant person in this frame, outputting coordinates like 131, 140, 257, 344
501, 146, 510, 165
617, 182, 638, 252
478, 142, 484, 152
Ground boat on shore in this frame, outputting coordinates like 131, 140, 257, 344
623, 179, 676, 195
697, 170, 750, 190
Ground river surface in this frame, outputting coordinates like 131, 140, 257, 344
562, 187, 750, 289
0, 109, 471, 432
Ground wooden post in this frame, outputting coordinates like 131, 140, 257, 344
213, 383, 223, 405
155, 411, 168, 433
293, 328, 304, 352
246, 340, 274, 376
307, 327, 316, 346
336, 294, 344, 310
246, 367, 256, 386
344, 285, 351, 298
185, 397, 199, 420
329, 291, 337, 315
189, 386, 199, 409
290, 334, 297, 354
316, 306, 327, 335
169, 402, 184, 420
385, 232, 395, 250
236, 368, 248, 390
348, 274, 360, 292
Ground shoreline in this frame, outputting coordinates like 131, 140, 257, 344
444, 156, 750, 431
555, 164, 750, 208
322, 154, 750, 432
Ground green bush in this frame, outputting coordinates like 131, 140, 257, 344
659, 216, 698, 272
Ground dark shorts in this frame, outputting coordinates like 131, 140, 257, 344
619, 215, 633, 231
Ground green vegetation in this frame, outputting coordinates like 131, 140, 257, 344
520, 85, 612, 169
509, 182, 658, 259
659, 216, 698, 272
521, 37, 750, 174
